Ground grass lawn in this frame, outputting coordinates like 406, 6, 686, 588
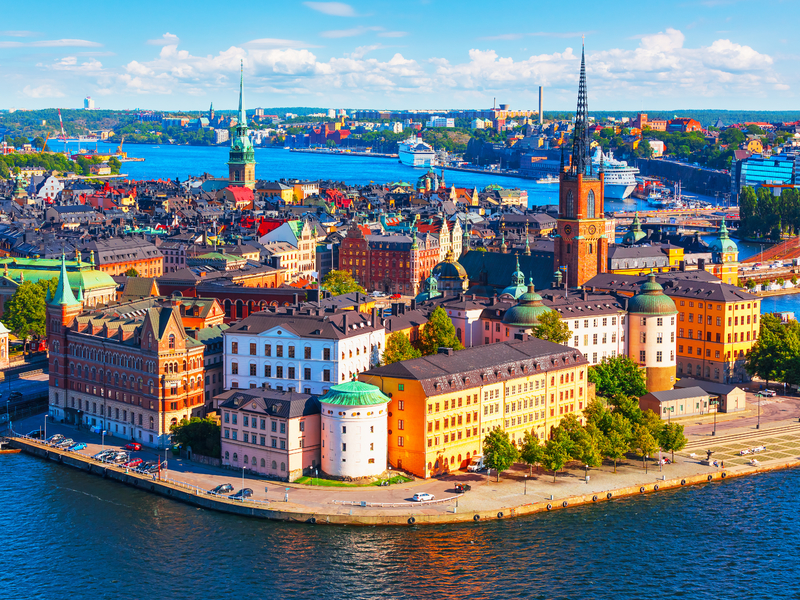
294, 474, 413, 487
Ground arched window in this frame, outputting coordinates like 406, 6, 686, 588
565, 190, 574, 218
260, 458, 265, 467
225, 451, 230, 460
280, 462, 286, 472
244, 455, 249, 464
587, 190, 596, 219
233, 453, 238, 462
271, 460, 277, 469
149, 416, 154, 429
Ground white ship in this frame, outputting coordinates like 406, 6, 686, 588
593, 148, 638, 199
536, 175, 559, 184
398, 135, 436, 167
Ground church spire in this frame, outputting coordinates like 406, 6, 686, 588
238, 60, 247, 128
51, 254, 79, 306
569, 42, 591, 178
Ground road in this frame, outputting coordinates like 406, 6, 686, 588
684, 391, 800, 438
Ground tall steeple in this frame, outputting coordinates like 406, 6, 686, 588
569, 42, 591, 178
227, 59, 256, 189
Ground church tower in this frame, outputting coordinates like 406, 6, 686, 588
554, 45, 607, 288
227, 61, 256, 189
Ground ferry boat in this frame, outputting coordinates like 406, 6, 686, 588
536, 175, 559, 184
593, 148, 638, 200
398, 135, 436, 167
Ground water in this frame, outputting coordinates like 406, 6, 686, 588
65, 142, 726, 213
0, 451, 795, 599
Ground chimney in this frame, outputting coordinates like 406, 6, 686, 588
342, 311, 349, 331
371, 306, 379, 326
698, 258, 706, 270
410, 299, 417, 310
293, 293, 299, 306
437, 347, 455, 356
538, 86, 544, 126
679, 261, 686, 272
582, 288, 587, 301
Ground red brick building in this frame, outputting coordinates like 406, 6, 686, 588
667, 118, 702, 133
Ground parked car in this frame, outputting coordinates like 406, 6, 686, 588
107, 452, 128, 464
759, 389, 777, 397
412, 492, 435, 502
467, 455, 486, 472
229, 488, 253, 500
66, 442, 87, 452
454, 483, 471, 493
371, 291, 386, 298
125, 442, 142, 451
210, 483, 234, 495
93, 449, 116, 460
123, 458, 143, 468
55, 438, 74, 449
47, 434, 65, 445
7, 391, 22, 402
26, 430, 44, 439
389, 293, 401, 299
138, 461, 159, 473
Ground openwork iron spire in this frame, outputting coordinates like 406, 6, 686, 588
238, 60, 247, 128
569, 43, 591, 177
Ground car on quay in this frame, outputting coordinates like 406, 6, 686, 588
210, 483, 234, 495
124, 442, 142, 451
137, 461, 159, 473
93, 449, 116, 460
110, 453, 129, 464
26, 430, 44, 439
47, 434, 65, 445
454, 483, 471, 493
123, 458, 143, 468
66, 442, 87, 452
229, 488, 253, 500
758, 389, 777, 397
412, 493, 435, 502
55, 439, 74, 449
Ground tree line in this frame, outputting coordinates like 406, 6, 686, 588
746, 313, 800, 387
481, 356, 687, 481
739, 185, 800, 239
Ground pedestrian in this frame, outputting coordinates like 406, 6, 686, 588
721, 461, 724, 469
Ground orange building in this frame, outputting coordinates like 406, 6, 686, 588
360, 339, 590, 478
81, 238, 163, 277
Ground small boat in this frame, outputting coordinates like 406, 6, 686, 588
536, 175, 559, 184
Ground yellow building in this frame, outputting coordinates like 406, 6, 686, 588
746, 138, 763, 154
360, 339, 590, 478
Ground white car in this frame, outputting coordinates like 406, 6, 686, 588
412, 493, 435, 502
371, 291, 386, 298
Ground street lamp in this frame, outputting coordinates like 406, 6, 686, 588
711, 399, 719, 437
524, 474, 528, 495
101, 429, 105, 450
667, 405, 674, 423
757, 394, 761, 430
584, 464, 589, 483
242, 466, 245, 496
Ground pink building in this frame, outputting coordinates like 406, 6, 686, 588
218, 389, 320, 481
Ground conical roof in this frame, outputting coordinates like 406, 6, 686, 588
501, 255, 527, 299
50, 254, 79, 307
628, 274, 677, 316
623, 212, 647, 244
709, 217, 738, 254
319, 381, 390, 406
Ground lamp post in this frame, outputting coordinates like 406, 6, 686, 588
711, 398, 718, 436
667, 405, 674, 423
524, 474, 527, 495
757, 393, 761, 430
242, 466, 245, 497
584, 464, 589, 483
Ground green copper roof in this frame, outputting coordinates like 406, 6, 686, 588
628, 274, 677, 316
623, 212, 647, 244
502, 283, 552, 327
51, 254, 80, 307
319, 381, 390, 406
709, 217, 738, 254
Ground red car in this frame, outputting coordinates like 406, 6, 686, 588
125, 442, 142, 451
123, 458, 143, 468
389, 294, 401, 299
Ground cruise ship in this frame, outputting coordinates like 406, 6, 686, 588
593, 148, 638, 200
398, 135, 436, 167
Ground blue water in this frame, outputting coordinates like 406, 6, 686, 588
0, 451, 795, 599
63, 141, 728, 214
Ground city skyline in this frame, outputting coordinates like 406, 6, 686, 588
0, 0, 797, 111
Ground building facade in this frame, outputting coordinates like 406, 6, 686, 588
227, 65, 256, 189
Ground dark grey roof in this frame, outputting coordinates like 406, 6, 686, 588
460, 250, 555, 295
364, 338, 587, 396
585, 271, 758, 302
226, 307, 380, 339
673, 378, 744, 396
647, 387, 709, 402
216, 389, 319, 419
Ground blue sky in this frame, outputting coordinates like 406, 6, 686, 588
1, 0, 796, 111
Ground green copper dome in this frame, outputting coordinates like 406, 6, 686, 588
502, 281, 553, 327
319, 381, 390, 406
628, 274, 677, 316
501, 255, 527, 299
622, 212, 647, 245
415, 274, 442, 302
709, 217, 738, 255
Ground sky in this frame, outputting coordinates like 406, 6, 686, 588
1, 0, 797, 112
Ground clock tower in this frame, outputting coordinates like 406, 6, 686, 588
227, 61, 256, 189
554, 45, 607, 288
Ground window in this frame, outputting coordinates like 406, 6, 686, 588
398, 419, 405, 430
397, 436, 404, 447
656, 351, 663, 363
265, 344, 271, 357
276, 345, 283, 358
276, 366, 283, 378
288, 346, 295, 359
323, 369, 331, 382
249, 364, 256, 376
264, 365, 271, 377
250, 343, 256, 355
231, 342, 238, 354
168, 334, 175, 350
323, 348, 331, 360
304, 367, 311, 380
304, 347, 311, 359
231, 362, 238, 375
586, 189, 595, 218
288, 367, 295, 379
398, 383, 405, 391
398, 400, 405, 410
639, 350, 646, 363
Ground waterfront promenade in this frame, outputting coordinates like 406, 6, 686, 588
9, 396, 800, 526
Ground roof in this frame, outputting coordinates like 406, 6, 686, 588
646, 387, 709, 402
226, 307, 381, 340
673, 378, 744, 396
628, 274, 678, 316
216, 389, 319, 419
363, 338, 587, 397
585, 271, 758, 303
318, 381, 390, 406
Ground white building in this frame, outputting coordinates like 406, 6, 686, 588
428, 117, 455, 128
258, 219, 317, 281
84, 96, 95, 110
327, 109, 336, 118
214, 128, 230, 145
224, 307, 386, 394
319, 381, 390, 478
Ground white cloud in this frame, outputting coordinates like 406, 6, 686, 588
321, 26, 382, 38
43, 56, 105, 73
22, 84, 65, 98
30, 39, 102, 47
379, 31, 408, 38
147, 33, 180, 46
0, 30, 40, 37
304, 2, 358, 16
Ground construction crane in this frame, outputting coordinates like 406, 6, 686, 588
116, 134, 126, 158
57, 109, 68, 154
41, 130, 50, 153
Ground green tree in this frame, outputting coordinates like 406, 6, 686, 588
382, 332, 421, 365
169, 417, 221, 458
632, 423, 660, 472
321, 269, 366, 296
589, 355, 647, 403
482, 428, 519, 481
603, 413, 632, 473
583, 397, 612, 432
125, 267, 139, 277
541, 436, 570, 482
531, 310, 572, 344
719, 128, 745, 146
2, 278, 58, 338
659, 422, 688, 463
640, 408, 664, 441
746, 314, 791, 385
573, 424, 604, 470
519, 430, 543, 475
417, 306, 464, 356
